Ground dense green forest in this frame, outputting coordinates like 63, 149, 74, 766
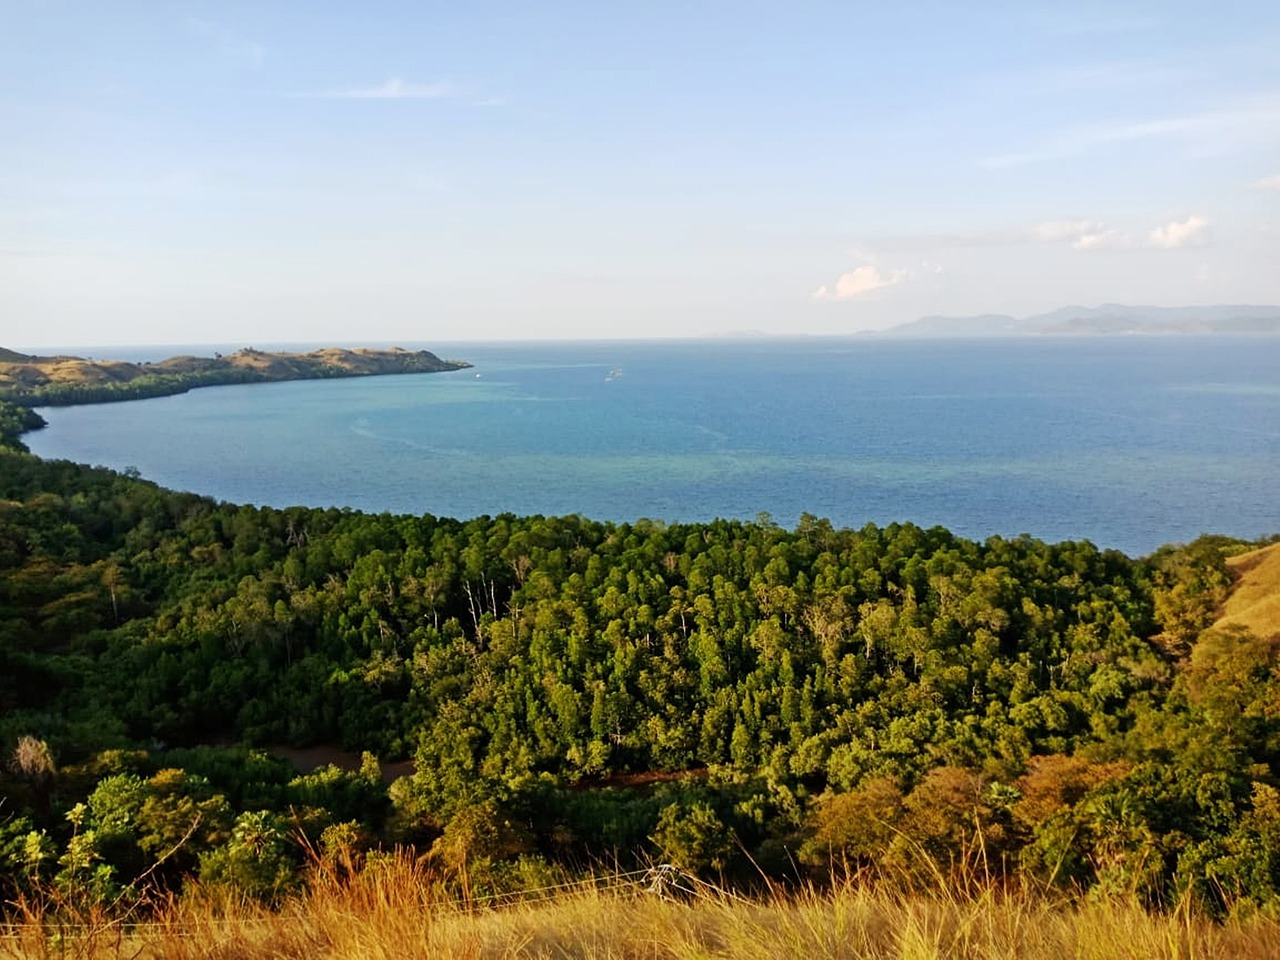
1, 397, 1277, 915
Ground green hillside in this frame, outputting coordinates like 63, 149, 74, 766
0, 404, 1277, 924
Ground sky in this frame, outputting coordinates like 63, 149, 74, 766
3, 1, 1280, 346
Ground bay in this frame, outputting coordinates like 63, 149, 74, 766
24, 337, 1280, 557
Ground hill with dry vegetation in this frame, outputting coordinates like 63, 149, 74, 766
7, 858, 1280, 960
1216, 542, 1280, 641
0, 345, 471, 406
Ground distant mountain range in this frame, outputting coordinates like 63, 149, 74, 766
878, 304, 1280, 337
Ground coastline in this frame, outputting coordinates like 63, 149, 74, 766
0, 345, 472, 409
11, 336, 1279, 557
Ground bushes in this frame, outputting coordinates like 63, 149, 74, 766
2, 451, 1279, 909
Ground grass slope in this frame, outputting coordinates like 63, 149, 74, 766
8, 871, 1280, 960
0, 346, 470, 401
1217, 542, 1280, 640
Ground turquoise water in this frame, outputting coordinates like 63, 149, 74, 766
25, 337, 1280, 556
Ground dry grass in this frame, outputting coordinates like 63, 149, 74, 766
1218, 542, 1280, 640
5, 859, 1280, 960
0, 346, 459, 395
0, 358, 141, 390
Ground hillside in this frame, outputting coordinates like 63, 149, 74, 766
0, 346, 471, 406
11, 870, 1280, 959
1216, 542, 1280, 640
2, 428, 1279, 921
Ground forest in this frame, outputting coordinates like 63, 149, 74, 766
0, 397, 1277, 918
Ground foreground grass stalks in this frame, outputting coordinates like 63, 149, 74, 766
5, 862, 1280, 960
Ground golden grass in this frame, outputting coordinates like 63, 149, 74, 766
1218, 542, 1280, 640
5, 860, 1280, 960
0, 346, 451, 393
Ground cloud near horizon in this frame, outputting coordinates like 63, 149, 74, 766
1251, 173, 1280, 190
1033, 215, 1208, 251
1032, 219, 1129, 249
1148, 215, 1210, 249
1073, 229, 1131, 250
866, 212, 1211, 256
1032, 219, 1102, 242
813, 264, 909, 301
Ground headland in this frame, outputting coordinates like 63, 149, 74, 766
0, 345, 471, 407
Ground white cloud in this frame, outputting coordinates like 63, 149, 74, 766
1033, 219, 1102, 242
1251, 173, 1280, 191
813, 264, 908, 301
1148, 215, 1210, 249
1034, 219, 1129, 250
870, 220, 1127, 252
324, 78, 455, 100
853, 214, 1213, 262
1032, 216, 1209, 251
1073, 229, 1131, 251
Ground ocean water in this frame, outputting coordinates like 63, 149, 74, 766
24, 337, 1280, 556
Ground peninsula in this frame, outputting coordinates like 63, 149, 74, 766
0, 345, 472, 407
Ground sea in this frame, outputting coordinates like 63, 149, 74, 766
22, 337, 1280, 558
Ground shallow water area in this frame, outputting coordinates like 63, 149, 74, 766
25, 337, 1280, 556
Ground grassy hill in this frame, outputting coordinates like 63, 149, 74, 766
1215, 541, 1280, 640
0, 346, 471, 406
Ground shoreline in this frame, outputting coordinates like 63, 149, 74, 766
7, 338, 1278, 557
0, 345, 472, 409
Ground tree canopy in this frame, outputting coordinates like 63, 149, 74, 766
0, 408, 1277, 915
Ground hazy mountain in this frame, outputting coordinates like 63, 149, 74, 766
879, 304, 1280, 338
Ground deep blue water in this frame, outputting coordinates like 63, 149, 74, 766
24, 337, 1280, 556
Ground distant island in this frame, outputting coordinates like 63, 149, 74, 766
877, 304, 1280, 338
0, 345, 472, 407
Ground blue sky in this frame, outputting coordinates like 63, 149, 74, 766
3, 1, 1279, 345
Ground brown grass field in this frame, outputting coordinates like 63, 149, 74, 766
0, 346, 466, 394
1217, 541, 1280, 640
5, 857, 1280, 960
